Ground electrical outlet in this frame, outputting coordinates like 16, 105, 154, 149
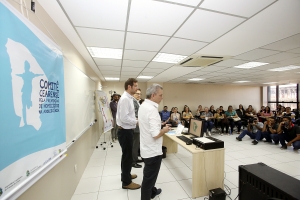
74, 164, 77, 173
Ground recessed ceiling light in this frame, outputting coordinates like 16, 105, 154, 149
137, 76, 153, 79
263, 82, 277, 84
87, 47, 122, 59
234, 62, 269, 69
233, 81, 250, 83
105, 77, 119, 81
188, 78, 204, 81
268, 65, 300, 71
152, 53, 187, 64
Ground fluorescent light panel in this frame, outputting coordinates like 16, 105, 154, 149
233, 81, 250, 83
234, 62, 268, 69
153, 53, 187, 64
137, 76, 153, 79
188, 78, 204, 81
87, 47, 122, 59
105, 77, 119, 81
263, 82, 277, 84
268, 65, 300, 71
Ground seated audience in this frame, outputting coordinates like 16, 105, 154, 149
214, 108, 225, 135
224, 105, 242, 134
182, 106, 193, 127
195, 105, 204, 118
259, 106, 266, 114
260, 106, 273, 123
282, 107, 296, 123
219, 106, 225, 115
245, 105, 256, 119
201, 107, 214, 136
170, 107, 181, 127
236, 104, 247, 127
261, 117, 279, 144
159, 106, 171, 125
236, 118, 263, 145
209, 105, 216, 115
278, 116, 300, 150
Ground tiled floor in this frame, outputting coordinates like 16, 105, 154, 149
71, 131, 300, 200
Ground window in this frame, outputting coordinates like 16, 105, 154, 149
267, 84, 299, 111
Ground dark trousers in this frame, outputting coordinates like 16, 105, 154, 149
238, 130, 263, 141
278, 133, 300, 149
203, 120, 214, 132
262, 132, 279, 143
118, 128, 133, 186
141, 155, 162, 200
132, 131, 140, 163
224, 119, 242, 133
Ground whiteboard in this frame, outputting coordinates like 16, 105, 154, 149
64, 59, 96, 146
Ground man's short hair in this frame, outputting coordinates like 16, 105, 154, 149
164, 106, 167, 108
282, 116, 292, 121
136, 88, 141, 92
124, 78, 138, 90
146, 84, 163, 99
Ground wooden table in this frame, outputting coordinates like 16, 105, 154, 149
163, 133, 225, 198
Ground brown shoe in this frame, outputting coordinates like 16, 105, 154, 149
122, 182, 141, 190
131, 174, 137, 179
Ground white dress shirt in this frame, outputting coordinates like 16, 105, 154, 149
116, 91, 137, 129
138, 99, 162, 158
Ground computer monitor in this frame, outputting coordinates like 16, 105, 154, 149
188, 118, 203, 138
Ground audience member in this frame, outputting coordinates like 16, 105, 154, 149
195, 105, 203, 118
182, 106, 193, 127
277, 116, 300, 150
138, 84, 170, 199
209, 105, 216, 115
283, 107, 296, 123
132, 89, 142, 168
116, 78, 140, 190
214, 108, 225, 135
224, 105, 241, 134
261, 117, 279, 144
170, 107, 181, 127
201, 107, 214, 136
159, 106, 171, 125
236, 118, 263, 145
245, 105, 256, 119
110, 93, 120, 142
219, 106, 225, 115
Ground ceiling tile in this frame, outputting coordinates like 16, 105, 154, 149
61, 0, 128, 30
150, 66, 200, 82
253, 63, 282, 70
121, 71, 140, 75
200, 0, 276, 18
142, 68, 165, 73
175, 9, 244, 42
164, 0, 202, 6
121, 66, 143, 72
97, 65, 121, 71
198, 0, 300, 56
200, 66, 228, 72
161, 38, 207, 56
217, 68, 245, 73
288, 47, 300, 54
139, 72, 159, 76
256, 52, 299, 63
123, 50, 157, 61
122, 60, 149, 68
125, 32, 169, 51
262, 34, 300, 51
234, 49, 280, 61
128, 0, 193, 36
276, 56, 300, 66
77, 28, 124, 48
94, 58, 121, 66
101, 71, 120, 75
214, 59, 247, 67
147, 62, 174, 69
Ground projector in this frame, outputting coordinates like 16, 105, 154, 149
209, 188, 226, 200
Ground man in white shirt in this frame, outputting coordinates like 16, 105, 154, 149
116, 78, 140, 190
138, 84, 170, 199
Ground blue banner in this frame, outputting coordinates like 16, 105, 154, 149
0, 1, 66, 197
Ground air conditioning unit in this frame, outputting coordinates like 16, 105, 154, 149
179, 55, 231, 67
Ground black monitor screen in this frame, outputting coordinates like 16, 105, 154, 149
188, 119, 202, 137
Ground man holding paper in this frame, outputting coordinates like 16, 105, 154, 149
138, 84, 170, 200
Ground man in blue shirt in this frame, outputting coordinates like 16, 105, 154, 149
159, 106, 170, 125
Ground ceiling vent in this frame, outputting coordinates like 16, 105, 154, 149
179, 55, 231, 67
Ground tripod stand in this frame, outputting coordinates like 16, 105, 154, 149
96, 131, 113, 150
